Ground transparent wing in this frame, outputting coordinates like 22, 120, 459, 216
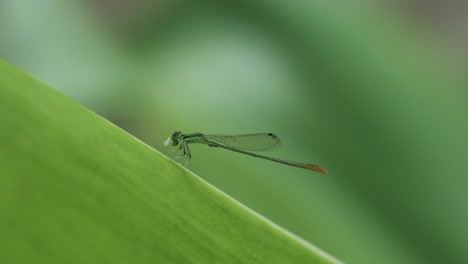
204, 133, 281, 151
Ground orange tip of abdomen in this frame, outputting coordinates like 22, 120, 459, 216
307, 165, 327, 174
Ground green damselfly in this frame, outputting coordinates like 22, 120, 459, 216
164, 131, 326, 173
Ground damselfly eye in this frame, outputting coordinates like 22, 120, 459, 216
171, 131, 182, 138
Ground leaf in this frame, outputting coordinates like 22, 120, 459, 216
0, 58, 339, 264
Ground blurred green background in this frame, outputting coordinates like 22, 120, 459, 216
2, 0, 468, 263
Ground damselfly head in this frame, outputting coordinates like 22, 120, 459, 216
164, 131, 183, 146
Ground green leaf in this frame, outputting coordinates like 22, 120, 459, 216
0, 58, 339, 264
